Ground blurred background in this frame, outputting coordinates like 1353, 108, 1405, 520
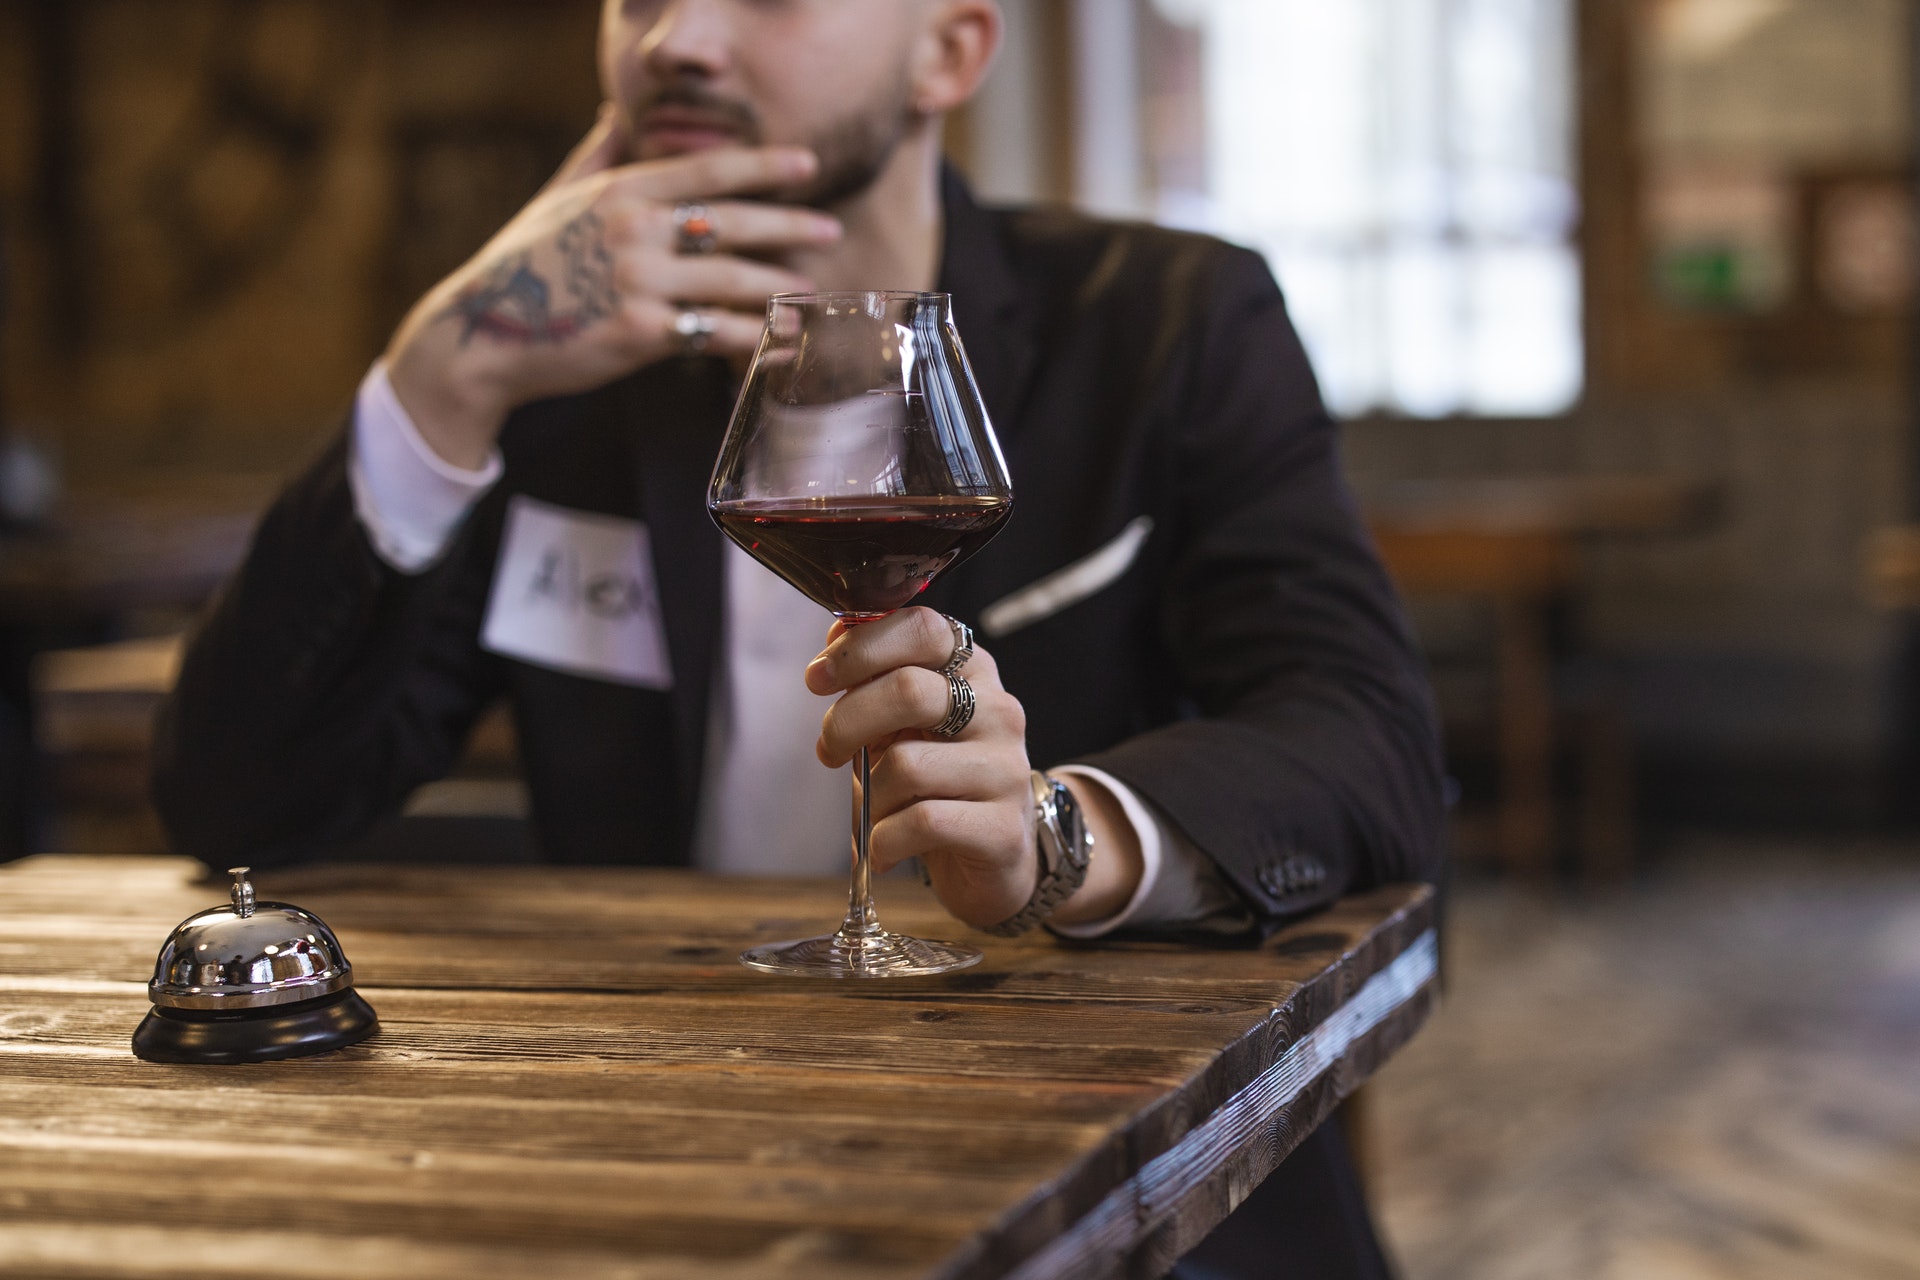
1, 1, 1916, 1275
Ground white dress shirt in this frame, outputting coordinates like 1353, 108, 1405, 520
348, 362, 1228, 935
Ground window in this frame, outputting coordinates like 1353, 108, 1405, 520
1150, 0, 1582, 417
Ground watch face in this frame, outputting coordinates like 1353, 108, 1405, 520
1050, 788, 1092, 874
1066, 821, 1093, 871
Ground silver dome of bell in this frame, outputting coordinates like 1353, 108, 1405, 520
147, 867, 355, 1010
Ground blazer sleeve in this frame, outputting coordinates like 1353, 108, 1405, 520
1074, 247, 1446, 931
150, 428, 509, 869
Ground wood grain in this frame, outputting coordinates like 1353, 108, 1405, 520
0, 856, 1435, 1279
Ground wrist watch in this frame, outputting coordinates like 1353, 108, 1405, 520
984, 771, 1095, 937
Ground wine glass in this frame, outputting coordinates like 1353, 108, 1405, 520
708, 291, 1014, 977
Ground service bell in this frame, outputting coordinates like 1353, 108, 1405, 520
132, 866, 379, 1064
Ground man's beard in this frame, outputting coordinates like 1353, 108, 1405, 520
631, 78, 917, 210
798, 93, 916, 209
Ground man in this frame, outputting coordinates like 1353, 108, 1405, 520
154, 1, 1445, 1274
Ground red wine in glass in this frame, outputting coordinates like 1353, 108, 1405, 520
707, 290, 1014, 978
712, 494, 1012, 621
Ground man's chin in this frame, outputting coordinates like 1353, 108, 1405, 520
636, 126, 748, 161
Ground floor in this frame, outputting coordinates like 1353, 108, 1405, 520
1363, 836, 1920, 1280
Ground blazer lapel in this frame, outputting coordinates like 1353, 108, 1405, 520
622, 359, 731, 847
938, 167, 1038, 448
930, 169, 1040, 623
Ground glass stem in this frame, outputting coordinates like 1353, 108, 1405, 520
841, 745, 881, 941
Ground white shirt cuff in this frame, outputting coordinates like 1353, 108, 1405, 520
348, 360, 503, 573
1047, 765, 1225, 938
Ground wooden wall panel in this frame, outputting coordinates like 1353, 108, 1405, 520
0, 0, 600, 477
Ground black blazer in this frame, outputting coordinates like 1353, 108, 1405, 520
153, 173, 1446, 932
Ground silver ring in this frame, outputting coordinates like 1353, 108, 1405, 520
939, 615, 974, 675
672, 307, 718, 355
672, 202, 718, 255
931, 672, 977, 739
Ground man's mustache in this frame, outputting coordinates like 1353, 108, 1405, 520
633, 82, 763, 143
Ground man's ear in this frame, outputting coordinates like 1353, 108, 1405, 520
911, 0, 1002, 116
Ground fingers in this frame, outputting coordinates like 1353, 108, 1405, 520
867, 798, 1029, 880
648, 253, 817, 311
816, 667, 1023, 768
866, 739, 1029, 820
808, 607, 983, 696
690, 199, 843, 254
601, 190, 839, 258
618, 144, 821, 203
592, 190, 821, 317
817, 667, 950, 766
619, 297, 767, 360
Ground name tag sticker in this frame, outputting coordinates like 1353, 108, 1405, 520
481, 496, 673, 689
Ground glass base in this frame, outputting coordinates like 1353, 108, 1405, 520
741, 927, 982, 978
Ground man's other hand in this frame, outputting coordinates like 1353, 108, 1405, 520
385, 105, 843, 470
806, 608, 1145, 932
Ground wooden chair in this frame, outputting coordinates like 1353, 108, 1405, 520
1363, 472, 1717, 884
31, 636, 182, 854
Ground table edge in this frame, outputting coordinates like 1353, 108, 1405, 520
933, 883, 1437, 1280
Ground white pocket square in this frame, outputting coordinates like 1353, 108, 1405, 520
979, 516, 1154, 638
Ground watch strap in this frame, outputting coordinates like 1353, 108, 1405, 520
983, 771, 1094, 938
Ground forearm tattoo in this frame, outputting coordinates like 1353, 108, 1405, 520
444, 210, 618, 345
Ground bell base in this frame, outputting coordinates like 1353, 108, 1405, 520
132, 989, 379, 1064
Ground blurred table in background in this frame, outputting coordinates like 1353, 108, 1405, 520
1366, 474, 1720, 883
0, 473, 275, 625
0, 474, 278, 858
1366, 474, 1720, 544
32, 634, 520, 855
1865, 525, 1920, 610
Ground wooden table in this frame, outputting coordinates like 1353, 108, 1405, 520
0, 856, 1436, 1280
